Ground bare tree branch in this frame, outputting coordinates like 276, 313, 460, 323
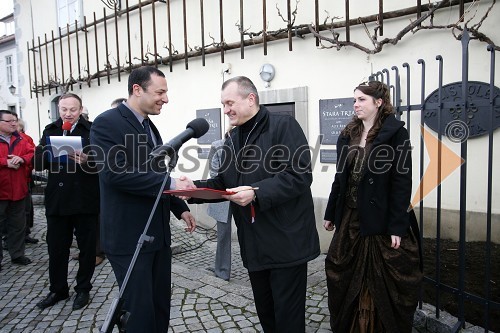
29, 0, 498, 93
308, 0, 498, 53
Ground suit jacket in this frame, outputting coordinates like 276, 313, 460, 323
206, 139, 231, 223
90, 103, 189, 255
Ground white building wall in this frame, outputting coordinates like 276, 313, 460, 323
0, 39, 19, 114
13, 0, 500, 244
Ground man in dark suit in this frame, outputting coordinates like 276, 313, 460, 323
90, 66, 196, 333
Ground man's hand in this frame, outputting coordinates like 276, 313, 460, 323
7, 155, 24, 165
223, 186, 255, 207
180, 211, 196, 233
173, 175, 196, 200
175, 175, 195, 190
6, 159, 20, 169
68, 151, 88, 164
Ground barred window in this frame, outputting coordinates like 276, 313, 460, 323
5, 55, 13, 84
57, 0, 82, 33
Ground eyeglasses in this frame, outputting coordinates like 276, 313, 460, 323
0, 119, 18, 124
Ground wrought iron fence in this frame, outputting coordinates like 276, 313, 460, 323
26, 0, 472, 97
370, 30, 499, 332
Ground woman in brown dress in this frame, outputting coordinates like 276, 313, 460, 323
323, 81, 422, 333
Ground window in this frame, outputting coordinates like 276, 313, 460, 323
5, 55, 13, 84
265, 103, 296, 118
50, 96, 61, 121
57, 0, 82, 31
4, 21, 14, 36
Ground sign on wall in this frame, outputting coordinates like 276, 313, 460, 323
320, 149, 337, 164
196, 108, 221, 159
319, 98, 355, 145
423, 81, 500, 139
196, 108, 222, 144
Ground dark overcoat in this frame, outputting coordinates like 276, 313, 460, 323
324, 114, 414, 237
195, 106, 320, 272
34, 116, 99, 216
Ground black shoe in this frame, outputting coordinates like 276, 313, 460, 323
72, 292, 90, 310
25, 236, 39, 244
36, 292, 69, 310
12, 256, 32, 265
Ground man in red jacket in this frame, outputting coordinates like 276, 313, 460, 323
0, 110, 33, 271
16, 117, 38, 244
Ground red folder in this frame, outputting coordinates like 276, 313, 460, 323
164, 188, 235, 200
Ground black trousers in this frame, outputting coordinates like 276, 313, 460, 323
249, 263, 308, 333
24, 189, 34, 233
107, 246, 172, 333
46, 214, 97, 295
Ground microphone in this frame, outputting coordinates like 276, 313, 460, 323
62, 121, 72, 136
150, 118, 209, 157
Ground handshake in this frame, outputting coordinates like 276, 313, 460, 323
173, 175, 196, 190
172, 175, 258, 207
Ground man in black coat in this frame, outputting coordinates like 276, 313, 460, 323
187, 76, 320, 332
34, 93, 99, 311
90, 66, 196, 333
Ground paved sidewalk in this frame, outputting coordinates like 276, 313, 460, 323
0, 201, 331, 333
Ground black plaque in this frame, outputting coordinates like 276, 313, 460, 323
423, 81, 500, 139
320, 149, 337, 164
196, 108, 222, 144
197, 147, 210, 159
319, 98, 355, 145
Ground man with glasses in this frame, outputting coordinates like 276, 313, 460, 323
0, 110, 34, 272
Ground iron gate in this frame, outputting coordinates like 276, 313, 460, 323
370, 29, 499, 332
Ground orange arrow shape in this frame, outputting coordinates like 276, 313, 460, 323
410, 125, 465, 210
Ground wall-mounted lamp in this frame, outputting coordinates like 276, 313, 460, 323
9, 84, 16, 95
259, 64, 275, 88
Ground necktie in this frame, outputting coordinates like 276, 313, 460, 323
142, 118, 154, 144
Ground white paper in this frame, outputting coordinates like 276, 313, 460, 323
48, 136, 83, 157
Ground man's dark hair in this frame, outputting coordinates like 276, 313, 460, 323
0, 109, 17, 120
111, 97, 127, 107
221, 76, 260, 105
128, 66, 166, 96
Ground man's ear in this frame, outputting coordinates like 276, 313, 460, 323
247, 93, 256, 106
132, 84, 142, 96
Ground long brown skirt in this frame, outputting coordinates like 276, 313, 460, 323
325, 207, 422, 333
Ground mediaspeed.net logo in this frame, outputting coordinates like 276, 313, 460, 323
410, 121, 467, 210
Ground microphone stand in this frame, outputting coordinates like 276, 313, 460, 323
100, 153, 179, 333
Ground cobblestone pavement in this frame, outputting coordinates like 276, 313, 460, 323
0, 201, 332, 333
2, 198, 486, 333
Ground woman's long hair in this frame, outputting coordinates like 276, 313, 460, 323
342, 81, 395, 142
